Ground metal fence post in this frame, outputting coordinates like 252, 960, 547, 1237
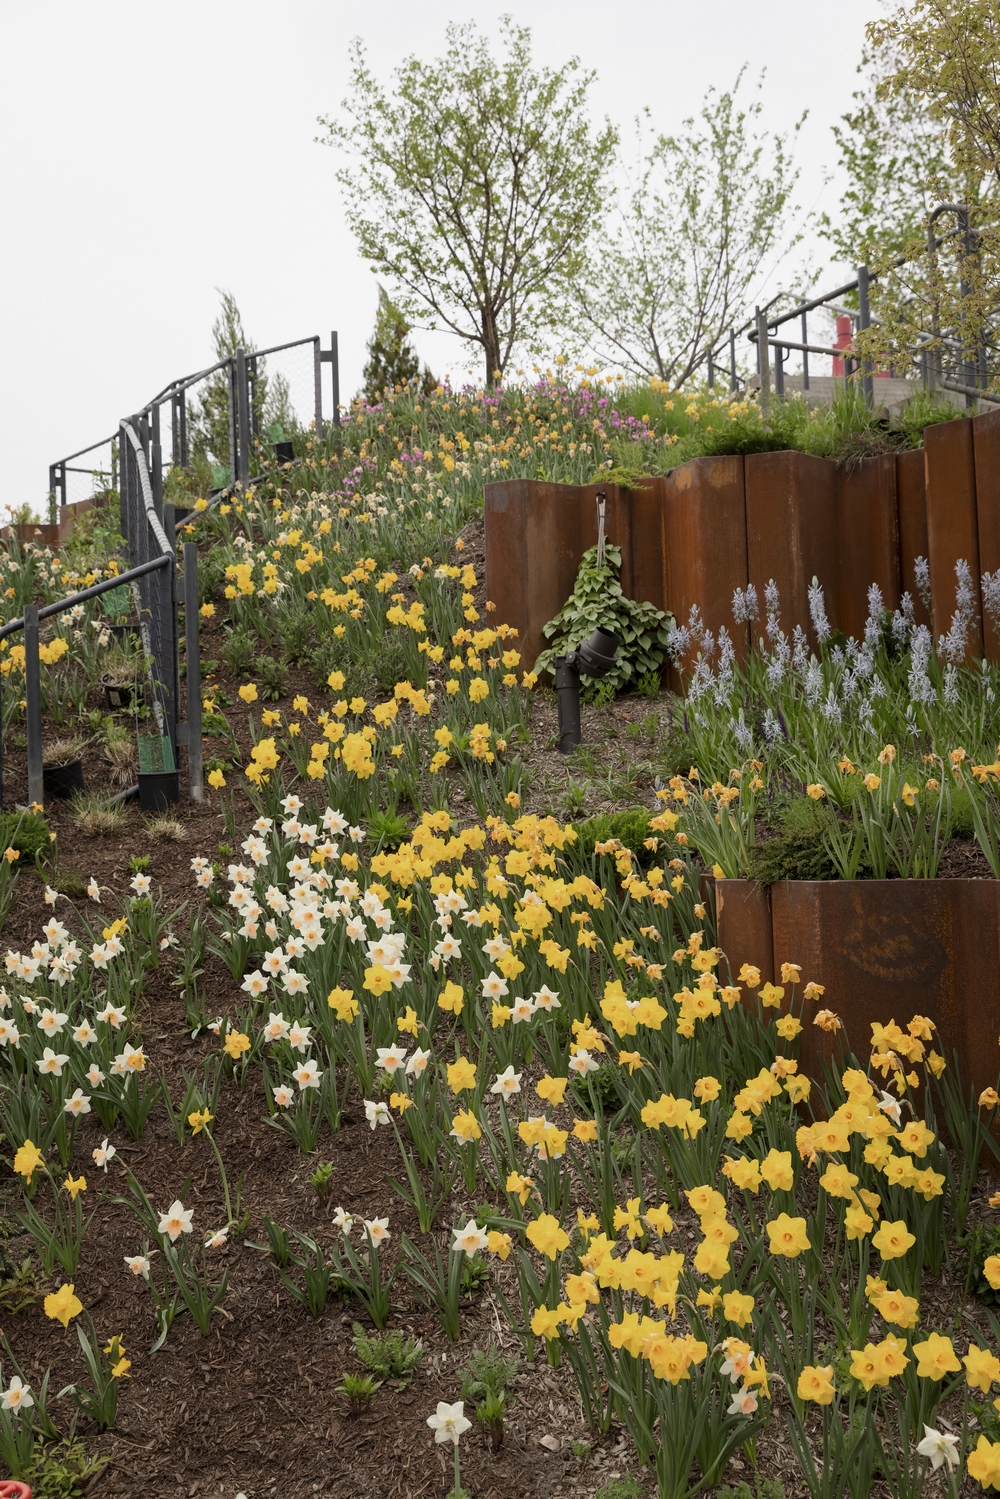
330, 331, 341, 427
235, 347, 251, 487
24, 606, 44, 808
755, 310, 771, 421
227, 360, 238, 487
183, 542, 203, 801
801, 311, 810, 391
729, 329, 737, 393
857, 264, 874, 406
314, 337, 324, 438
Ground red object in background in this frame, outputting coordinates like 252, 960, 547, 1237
832, 311, 889, 377
0, 1483, 33, 1497
832, 314, 853, 375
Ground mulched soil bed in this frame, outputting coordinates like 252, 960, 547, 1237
1, 525, 998, 1499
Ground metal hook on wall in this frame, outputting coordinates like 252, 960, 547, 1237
595, 490, 607, 569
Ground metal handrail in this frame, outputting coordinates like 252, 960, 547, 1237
702, 204, 992, 403
1, 418, 181, 809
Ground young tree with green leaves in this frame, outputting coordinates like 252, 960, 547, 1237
320, 19, 617, 386
361, 288, 435, 403
841, 1, 1000, 392
570, 73, 803, 387
869, 0, 1000, 184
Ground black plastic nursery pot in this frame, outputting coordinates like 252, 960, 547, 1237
138, 770, 180, 812
42, 759, 84, 799
101, 676, 133, 711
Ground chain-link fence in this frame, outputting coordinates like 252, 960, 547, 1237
48, 433, 118, 519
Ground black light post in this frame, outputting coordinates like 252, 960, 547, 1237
554, 626, 621, 754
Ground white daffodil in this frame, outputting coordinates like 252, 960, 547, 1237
727, 1385, 758, 1417
37, 1047, 69, 1077
124, 1253, 153, 1279
568, 1048, 599, 1076
363, 1216, 390, 1246
427, 1400, 471, 1445
490, 1066, 522, 1099
451, 1220, 489, 1257
1, 1376, 34, 1413
915, 1426, 959, 1471
63, 1088, 91, 1117
158, 1199, 194, 1242
333, 1206, 354, 1236
375, 1045, 408, 1074
293, 1058, 322, 1091
364, 1099, 391, 1130
92, 1138, 116, 1170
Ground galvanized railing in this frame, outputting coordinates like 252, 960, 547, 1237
0, 421, 202, 810
48, 331, 341, 518
703, 203, 999, 411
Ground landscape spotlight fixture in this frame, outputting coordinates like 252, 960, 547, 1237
554, 626, 621, 754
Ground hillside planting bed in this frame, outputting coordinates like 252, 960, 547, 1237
1, 379, 1000, 1499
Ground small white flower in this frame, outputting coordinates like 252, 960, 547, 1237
568, 1049, 599, 1076
287, 1023, 312, 1053
451, 1219, 489, 1257
263, 1012, 290, 1043
481, 971, 508, 1001
728, 1385, 758, 1417
204, 1228, 229, 1250
293, 1058, 322, 1091
93, 1138, 116, 1170
375, 1045, 408, 1074
130, 873, 152, 897
915, 1425, 959, 1471
37, 1047, 69, 1077
533, 985, 561, 1012
333, 1206, 354, 1235
878, 1090, 903, 1125
2, 1376, 34, 1412
158, 1199, 194, 1242
272, 1084, 295, 1109
364, 1099, 391, 1130
363, 1215, 389, 1245
490, 1065, 522, 1099
63, 1088, 91, 1117
124, 1253, 153, 1279
87, 878, 102, 902
427, 1400, 471, 1446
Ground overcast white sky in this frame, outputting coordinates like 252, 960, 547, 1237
0, 0, 882, 516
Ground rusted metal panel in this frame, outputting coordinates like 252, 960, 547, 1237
974, 408, 1000, 660
896, 448, 931, 631
924, 417, 983, 657
835, 454, 900, 638
627, 477, 668, 615
715, 878, 775, 987
484, 480, 646, 671
771, 880, 1000, 1096
662, 456, 748, 666
744, 451, 839, 647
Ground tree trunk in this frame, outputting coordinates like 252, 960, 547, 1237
481, 308, 503, 388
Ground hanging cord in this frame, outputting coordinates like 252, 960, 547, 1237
595, 490, 607, 569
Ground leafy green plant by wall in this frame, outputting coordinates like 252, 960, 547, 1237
536, 543, 673, 699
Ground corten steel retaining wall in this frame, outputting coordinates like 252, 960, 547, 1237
484, 410, 1000, 670
0, 495, 104, 550
715, 878, 1000, 1096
